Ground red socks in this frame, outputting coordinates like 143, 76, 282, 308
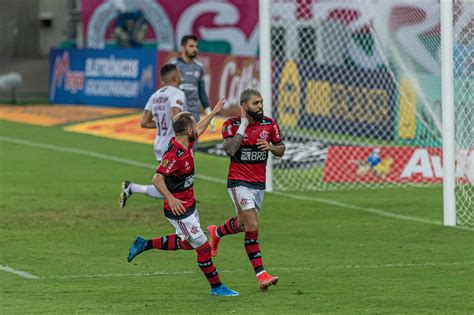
196, 243, 221, 288
216, 216, 241, 237
150, 234, 193, 250
244, 231, 265, 275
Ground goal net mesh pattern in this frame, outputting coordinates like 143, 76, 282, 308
268, 0, 472, 225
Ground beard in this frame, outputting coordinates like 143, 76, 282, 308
188, 130, 198, 142
247, 110, 263, 121
186, 51, 197, 59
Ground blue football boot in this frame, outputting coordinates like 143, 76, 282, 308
127, 236, 147, 263
210, 284, 239, 296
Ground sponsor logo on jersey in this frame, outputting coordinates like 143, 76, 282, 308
184, 161, 191, 171
153, 96, 169, 104
272, 124, 280, 139
163, 159, 177, 173
184, 174, 195, 188
153, 104, 167, 111
260, 119, 272, 125
240, 150, 267, 162
176, 148, 185, 157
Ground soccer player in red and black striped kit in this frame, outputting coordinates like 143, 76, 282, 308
207, 88, 286, 290
127, 99, 239, 297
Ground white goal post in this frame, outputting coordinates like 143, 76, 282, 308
440, 0, 456, 226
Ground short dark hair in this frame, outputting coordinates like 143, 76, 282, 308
172, 112, 195, 134
181, 35, 198, 46
160, 64, 178, 80
240, 88, 262, 105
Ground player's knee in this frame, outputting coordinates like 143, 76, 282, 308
188, 233, 207, 248
243, 220, 258, 232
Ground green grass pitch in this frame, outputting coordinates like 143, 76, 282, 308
1, 120, 473, 313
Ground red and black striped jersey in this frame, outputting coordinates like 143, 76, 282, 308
221, 116, 283, 189
156, 138, 195, 219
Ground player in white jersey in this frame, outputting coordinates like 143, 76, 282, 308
119, 64, 185, 207
146, 85, 186, 160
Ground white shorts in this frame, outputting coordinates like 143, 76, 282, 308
154, 149, 162, 161
227, 186, 265, 215
166, 210, 207, 248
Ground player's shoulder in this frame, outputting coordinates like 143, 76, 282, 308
224, 116, 242, 126
192, 59, 204, 69
169, 57, 179, 65
163, 142, 186, 159
149, 88, 163, 98
168, 85, 184, 96
259, 116, 276, 126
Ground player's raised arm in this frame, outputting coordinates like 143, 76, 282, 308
223, 106, 248, 157
195, 98, 225, 137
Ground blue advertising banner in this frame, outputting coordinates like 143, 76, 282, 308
275, 60, 396, 140
49, 49, 156, 107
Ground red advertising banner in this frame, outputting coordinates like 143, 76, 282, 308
81, 1, 472, 70
323, 146, 473, 184
81, 0, 258, 56
157, 50, 259, 115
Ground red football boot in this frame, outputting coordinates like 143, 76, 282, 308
207, 225, 221, 257
257, 271, 279, 290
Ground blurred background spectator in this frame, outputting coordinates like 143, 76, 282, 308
114, 10, 148, 48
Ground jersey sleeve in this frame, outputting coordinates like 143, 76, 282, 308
144, 95, 153, 111
221, 119, 235, 139
170, 91, 185, 110
156, 152, 179, 176
270, 121, 283, 144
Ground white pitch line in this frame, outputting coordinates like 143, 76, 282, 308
0, 264, 39, 279
1, 135, 473, 232
41, 261, 474, 280
272, 191, 474, 232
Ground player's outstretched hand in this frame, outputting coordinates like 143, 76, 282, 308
212, 98, 225, 115
256, 139, 272, 151
168, 196, 186, 216
205, 107, 216, 132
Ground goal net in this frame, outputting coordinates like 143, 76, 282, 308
268, 0, 472, 225
453, 1, 473, 225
